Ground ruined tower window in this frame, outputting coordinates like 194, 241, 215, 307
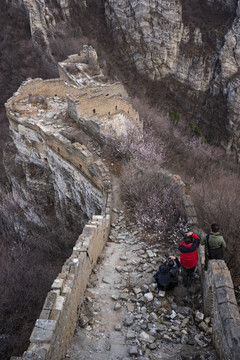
58, 147, 60, 153
93, 109, 96, 114
108, 112, 110, 115
115, 106, 117, 110
105, 94, 109, 97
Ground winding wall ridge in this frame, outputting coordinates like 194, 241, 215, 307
6, 77, 113, 360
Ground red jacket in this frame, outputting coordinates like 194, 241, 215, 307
179, 233, 200, 269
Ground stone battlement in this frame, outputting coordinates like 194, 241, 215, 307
7, 74, 141, 144
21, 211, 112, 360
67, 84, 140, 141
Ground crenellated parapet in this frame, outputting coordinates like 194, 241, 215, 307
19, 212, 112, 360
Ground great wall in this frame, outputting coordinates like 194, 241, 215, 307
5, 46, 240, 360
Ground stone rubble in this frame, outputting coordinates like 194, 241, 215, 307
65, 210, 217, 360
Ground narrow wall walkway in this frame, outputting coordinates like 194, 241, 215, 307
64, 206, 217, 359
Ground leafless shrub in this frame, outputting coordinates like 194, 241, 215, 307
102, 115, 165, 168
0, 234, 62, 359
121, 161, 184, 240
102, 122, 142, 161
131, 97, 225, 181
191, 169, 240, 283
49, 32, 90, 62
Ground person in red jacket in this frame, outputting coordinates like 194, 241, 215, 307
178, 232, 200, 286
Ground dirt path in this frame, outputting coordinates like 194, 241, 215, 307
64, 179, 217, 360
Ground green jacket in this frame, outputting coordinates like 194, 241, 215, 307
200, 232, 226, 249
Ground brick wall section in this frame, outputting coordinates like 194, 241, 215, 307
202, 260, 240, 359
13, 190, 111, 360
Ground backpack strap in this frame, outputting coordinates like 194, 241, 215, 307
206, 234, 210, 247
206, 234, 210, 256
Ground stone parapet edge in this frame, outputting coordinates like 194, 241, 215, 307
157, 169, 240, 360
6, 91, 113, 358
12, 174, 111, 360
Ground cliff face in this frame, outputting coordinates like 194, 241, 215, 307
15, 0, 240, 158
104, 0, 240, 159
3, 78, 104, 239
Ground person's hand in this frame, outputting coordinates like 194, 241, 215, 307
186, 232, 193, 237
169, 256, 175, 260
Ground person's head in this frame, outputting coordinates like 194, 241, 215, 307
168, 260, 174, 267
211, 223, 219, 233
183, 234, 192, 244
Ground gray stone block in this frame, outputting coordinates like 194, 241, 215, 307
43, 292, 57, 310
216, 286, 237, 305
30, 320, 57, 343
224, 319, 240, 351
39, 309, 50, 320
22, 348, 47, 359
214, 271, 233, 289
218, 302, 240, 324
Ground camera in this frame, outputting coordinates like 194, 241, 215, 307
165, 253, 169, 259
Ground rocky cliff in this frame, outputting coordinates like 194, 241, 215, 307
3, 78, 104, 240
104, 0, 240, 160
12, 0, 240, 160
2, 46, 140, 243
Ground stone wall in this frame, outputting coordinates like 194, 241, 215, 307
9, 78, 82, 104
7, 86, 112, 359
7, 76, 240, 359
167, 171, 240, 360
5, 75, 113, 360
16, 209, 111, 360
198, 257, 240, 359
58, 46, 104, 87
9, 159, 240, 360
67, 88, 140, 141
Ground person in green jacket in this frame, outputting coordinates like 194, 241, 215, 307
201, 223, 226, 260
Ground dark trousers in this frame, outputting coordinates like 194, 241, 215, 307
158, 281, 178, 291
181, 266, 195, 287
